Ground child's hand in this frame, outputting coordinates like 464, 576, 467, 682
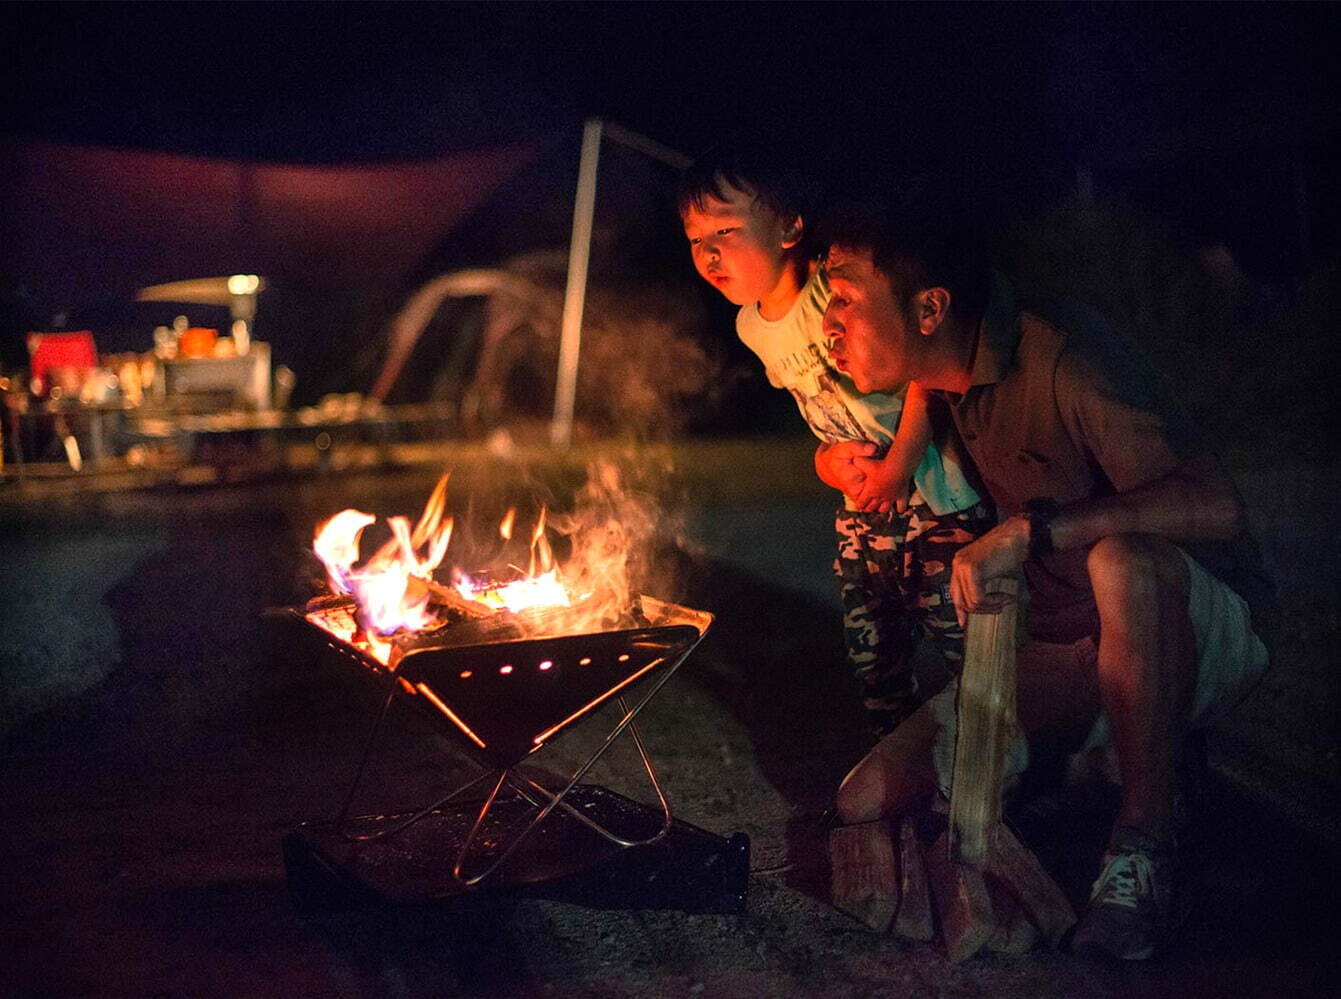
851, 450, 914, 514
815, 440, 879, 497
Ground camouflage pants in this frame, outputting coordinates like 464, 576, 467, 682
834, 500, 996, 738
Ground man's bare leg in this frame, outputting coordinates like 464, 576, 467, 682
836, 699, 939, 825
1086, 533, 1198, 841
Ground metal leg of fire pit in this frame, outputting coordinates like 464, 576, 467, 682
331, 635, 703, 888
335, 679, 499, 845
450, 659, 687, 886
334, 681, 399, 839
502, 697, 671, 847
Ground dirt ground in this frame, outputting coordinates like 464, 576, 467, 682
2, 436, 1338, 997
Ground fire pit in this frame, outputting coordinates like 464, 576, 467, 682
282, 468, 749, 915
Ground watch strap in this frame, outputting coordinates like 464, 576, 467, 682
1024, 497, 1061, 559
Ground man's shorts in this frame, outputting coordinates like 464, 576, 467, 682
931, 548, 1271, 786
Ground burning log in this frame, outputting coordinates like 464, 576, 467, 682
306, 462, 666, 666
420, 577, 494, 622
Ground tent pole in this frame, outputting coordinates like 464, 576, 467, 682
551, 118, 603, 447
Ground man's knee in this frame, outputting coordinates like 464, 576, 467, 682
836, 762, 884, 825
1087, 533, 1189, 604
836, 705, 939, 824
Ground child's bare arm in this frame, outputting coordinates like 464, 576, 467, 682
852, 382, 933, 513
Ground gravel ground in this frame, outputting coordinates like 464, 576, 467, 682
2, 436, 1337, 997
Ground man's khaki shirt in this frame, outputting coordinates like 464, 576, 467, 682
932, 278, 1275, 643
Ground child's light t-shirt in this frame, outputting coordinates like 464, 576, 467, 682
735, 266, 980, 516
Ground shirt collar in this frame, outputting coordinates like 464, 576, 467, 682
966, 271, 1019, 388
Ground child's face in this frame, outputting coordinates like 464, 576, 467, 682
682, 183, 800, 308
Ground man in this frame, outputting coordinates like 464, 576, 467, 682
818, 197, 1275, 960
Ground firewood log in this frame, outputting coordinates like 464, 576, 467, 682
829, 820, 900, 932
984, 872, 1041, 954
949, 576, 1021, 868
924, 829, 996, 962
986, 822, 1076, 948
894, 817, 934, 941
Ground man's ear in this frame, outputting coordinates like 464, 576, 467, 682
916, 287, 951, 335
780, 214, 804, 249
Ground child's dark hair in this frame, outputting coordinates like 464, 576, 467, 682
816, 181, 991, 324
676, 134, 813, 233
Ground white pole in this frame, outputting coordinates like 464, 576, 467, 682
551, 118, 603, 447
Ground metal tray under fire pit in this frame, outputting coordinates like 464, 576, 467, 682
285, 783, 749, 914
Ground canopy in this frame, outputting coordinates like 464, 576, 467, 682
0, 137, 544, 308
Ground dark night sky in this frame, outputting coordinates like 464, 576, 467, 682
3, 2, 1339, 286
4, 2, 1337, 161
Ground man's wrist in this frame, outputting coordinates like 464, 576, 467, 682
1024, 497, 1062, 559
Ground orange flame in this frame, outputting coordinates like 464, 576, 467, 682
313, 474, 458, 638
311, 461, 660, 649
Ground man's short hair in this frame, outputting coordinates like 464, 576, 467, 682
676, 133, 813, 228
817, 184, 991, 324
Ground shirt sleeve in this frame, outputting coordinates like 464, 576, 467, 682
1053, 328, 1208, 494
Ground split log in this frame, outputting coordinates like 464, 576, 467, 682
829, 820, 899, 932
986, 822, 1077, 948
949, 576, 1021, 867
894, 817, 935, 941
984, 872, 1041, 955
924, 829, 995, 962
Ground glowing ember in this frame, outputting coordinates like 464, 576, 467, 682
456, 569, 573, 613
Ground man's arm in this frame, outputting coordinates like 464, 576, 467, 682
1050, 451, 1245, 549
851, 381, 932, 514
948, 452, 1246, 625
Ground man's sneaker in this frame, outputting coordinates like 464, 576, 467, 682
1071, 826, 1177, 961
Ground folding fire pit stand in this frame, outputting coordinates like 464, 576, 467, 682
283, 596, 749, 916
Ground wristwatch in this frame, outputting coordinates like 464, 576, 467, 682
1023, 497, 1061, 560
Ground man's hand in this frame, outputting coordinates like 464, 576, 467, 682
815, 440, 879, 499
949, 514, 1030, 627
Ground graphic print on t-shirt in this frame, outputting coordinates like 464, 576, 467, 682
768, 341, 866, 442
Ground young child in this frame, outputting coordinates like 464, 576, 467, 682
678, 141, 995, 737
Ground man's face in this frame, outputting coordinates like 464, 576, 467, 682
681, 182, 798, 307
823, 244, 920, 395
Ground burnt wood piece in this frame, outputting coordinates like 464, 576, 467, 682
984, 871, 1041, 954
422, 577, 493, 620
925, 829, 996, 962
894, 817, 935, 941
829, 820, 899, 932
949, 576, 1021, 867
986, 823, 1077, 948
